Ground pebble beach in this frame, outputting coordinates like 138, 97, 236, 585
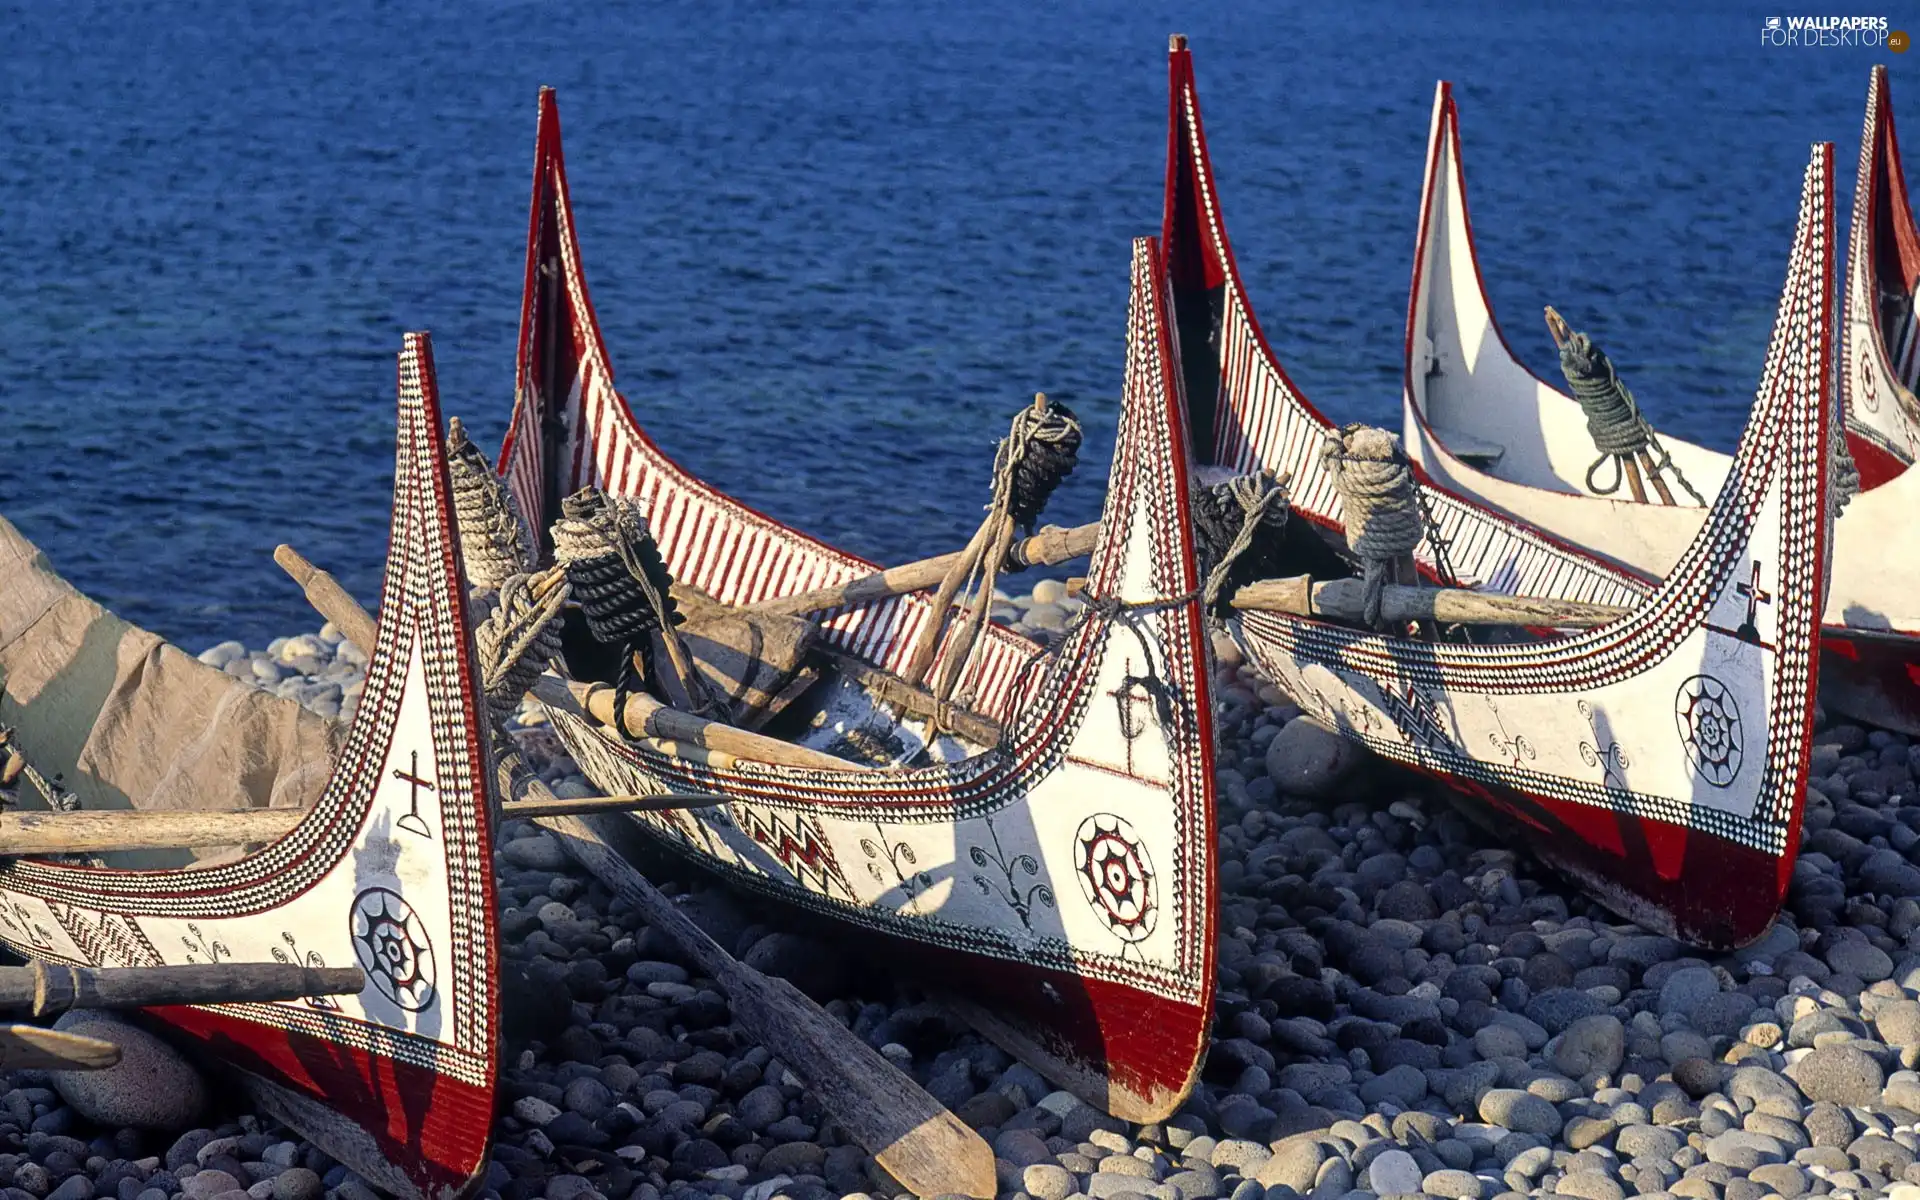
14, 583, 1920, 1200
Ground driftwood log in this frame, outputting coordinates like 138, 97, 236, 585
0, 1025, 122, 1071
1231, 575, 1631, 629
3, 961, 364, 1018
748, 522, 1097, 619
523, 793, 995, 1198
271, 546, 378, 654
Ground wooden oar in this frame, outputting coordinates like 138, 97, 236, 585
520, 783, 995, 1198
272, 546, 378, 653
5, 960, 364, 1018
0, 1025, 122, 1071
1233, 575, 1630, 629
533, 676, 865, 773
748, 522, 1097, 619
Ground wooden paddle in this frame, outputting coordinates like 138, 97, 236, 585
525, 792, 996, 1199
0, 1025, 122, 1071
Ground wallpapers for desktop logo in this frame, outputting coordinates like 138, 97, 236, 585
1761, 15, 1904, 47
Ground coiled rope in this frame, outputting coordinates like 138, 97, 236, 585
1323, 425, 1425, 629
1548, 309, 1705, 506
551, 488, 724, 719
1192, 470, 1291, 612
445, 417, 535, 593
474, 571, 570, 725
906, 394, 1083, 720
996, 396, 1083, 532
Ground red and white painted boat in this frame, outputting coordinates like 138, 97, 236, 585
1401, 71, 1920, 732
496, 90, 1217, 1121
1842, 67, 1920, 470
0, 334, 497, 1200
1164, 38, 1833, 948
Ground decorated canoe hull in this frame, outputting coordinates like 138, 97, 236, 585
498, 90, 1218, 1120
0, 336, 498, 1200
1399, 71, 1920, 733
1162, 38, 1831, 948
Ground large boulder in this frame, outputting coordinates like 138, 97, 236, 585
1264, 716, 1359, 797
48, 1010, 206, 1131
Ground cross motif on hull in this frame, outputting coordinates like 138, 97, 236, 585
1734, 559, 1772, 645
392, 750, 435, 840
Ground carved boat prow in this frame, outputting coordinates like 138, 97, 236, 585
0, 334, 498, 1200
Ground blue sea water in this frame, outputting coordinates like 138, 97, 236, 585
0, 1, 1901, 650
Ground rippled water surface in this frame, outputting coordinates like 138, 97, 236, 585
0, 1, 1899, 648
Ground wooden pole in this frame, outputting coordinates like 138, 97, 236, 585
1620, 456, 1650, 505
1546, 308, 1676, 507
521, 793, 995, 1197
1232, 575, 1629, 629
930, 517, 1018, 711
900, 516, 999, 687
750, 522, 1098, 620
532, 677, 865, 773
0, 809, 306, 856
1637, 449, 1680, 506
4, 961, 365, 1018
0, 1025, 122, 1071
272, 546, 378, 655
819, 650, 1002, 747
0, 794, 739, 857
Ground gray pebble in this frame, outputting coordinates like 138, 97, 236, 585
1479, 1090, 1564, 1137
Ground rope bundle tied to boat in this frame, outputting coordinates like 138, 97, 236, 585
475, 572, 570, 725
1831, 409, 1861, 517
1323, 425, 1424, 629
1193, 470, 1291, 612
1547, 308, 1704, 506
0, 728, 79, 814
552, 488, 724, 719
992, 395, 1083, 531
445, 417, 535, 593
906, 393, 1083, 720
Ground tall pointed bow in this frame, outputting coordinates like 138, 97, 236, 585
500, 85, 596, 544
1844, 65, 1920, 474
1229, 146, 1834, 950
1163, 39, 1644, 613
0, 335, 501, 1200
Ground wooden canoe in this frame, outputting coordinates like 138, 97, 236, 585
494, 90, 1217, 1123
1163, 37, 1832, 950
1396, 69, 1920, 733
0, 335, 497, 1200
